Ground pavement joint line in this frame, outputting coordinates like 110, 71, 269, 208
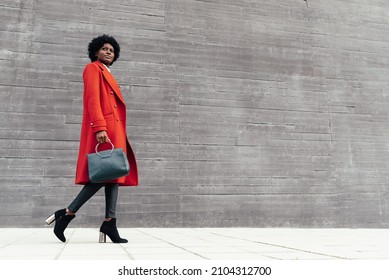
135, 228, 208, 259
1, 229, 40, 249
119, 243, 135, 260
55, 229, 76, 260
208, 232, 348, 260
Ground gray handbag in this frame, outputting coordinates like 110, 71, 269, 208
87, 142, 130, 183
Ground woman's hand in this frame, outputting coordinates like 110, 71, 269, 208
95, 130, 110, 144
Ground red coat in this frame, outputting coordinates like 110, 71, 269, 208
75, 61, 138, 186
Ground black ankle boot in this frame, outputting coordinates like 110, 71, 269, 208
54, 214, 75, 242
99, 218, 128, 243
45, 208, 67, 225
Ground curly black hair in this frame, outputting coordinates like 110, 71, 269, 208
88, 34, 120, 65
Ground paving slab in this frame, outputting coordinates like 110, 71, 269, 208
0, 228, 388, 260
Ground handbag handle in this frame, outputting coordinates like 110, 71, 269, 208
95, 141, 115, 157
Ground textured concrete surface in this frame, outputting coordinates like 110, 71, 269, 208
2, 0, 389, 227
1, 227, 389, 260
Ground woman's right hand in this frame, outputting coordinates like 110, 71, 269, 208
95, 130, 110, 144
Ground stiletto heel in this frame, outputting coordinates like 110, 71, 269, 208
99, 232, 107, 243
45, 214, 56, 225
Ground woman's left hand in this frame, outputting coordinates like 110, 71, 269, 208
95, 130, 110, 144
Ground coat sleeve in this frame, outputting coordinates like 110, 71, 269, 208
83, 63, 107, 134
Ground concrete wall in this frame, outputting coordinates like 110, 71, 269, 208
2, 0, 389, 227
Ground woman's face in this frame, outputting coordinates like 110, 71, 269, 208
95, 43, 115, 66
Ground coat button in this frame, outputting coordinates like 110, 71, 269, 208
110, 91, 114, 95
114, 105, 117, 108
90, 122, 94, 126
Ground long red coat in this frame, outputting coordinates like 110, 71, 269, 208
75, 60, 138, 186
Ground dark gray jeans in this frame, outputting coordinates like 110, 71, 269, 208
67, 182, 119, 218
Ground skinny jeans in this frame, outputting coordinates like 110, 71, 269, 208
67, 182, 118, 218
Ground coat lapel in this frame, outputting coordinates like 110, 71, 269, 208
94, 61, 125, 105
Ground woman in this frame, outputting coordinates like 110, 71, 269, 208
45, 35, 138, 243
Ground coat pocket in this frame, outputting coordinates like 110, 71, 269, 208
104, 113, 115, 123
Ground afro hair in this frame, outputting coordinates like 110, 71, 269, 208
88, 34, 120, 65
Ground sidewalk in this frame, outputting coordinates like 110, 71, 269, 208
0, 228, 388, 260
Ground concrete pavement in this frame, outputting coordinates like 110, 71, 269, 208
0, 228, 388, 260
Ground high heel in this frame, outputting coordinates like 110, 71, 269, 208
54, 214, 75, 242
99, 218, 128, 243
45, 209, 67, 225
99, 232, 107, 243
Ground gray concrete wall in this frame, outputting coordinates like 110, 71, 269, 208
1, 0, 389, 227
